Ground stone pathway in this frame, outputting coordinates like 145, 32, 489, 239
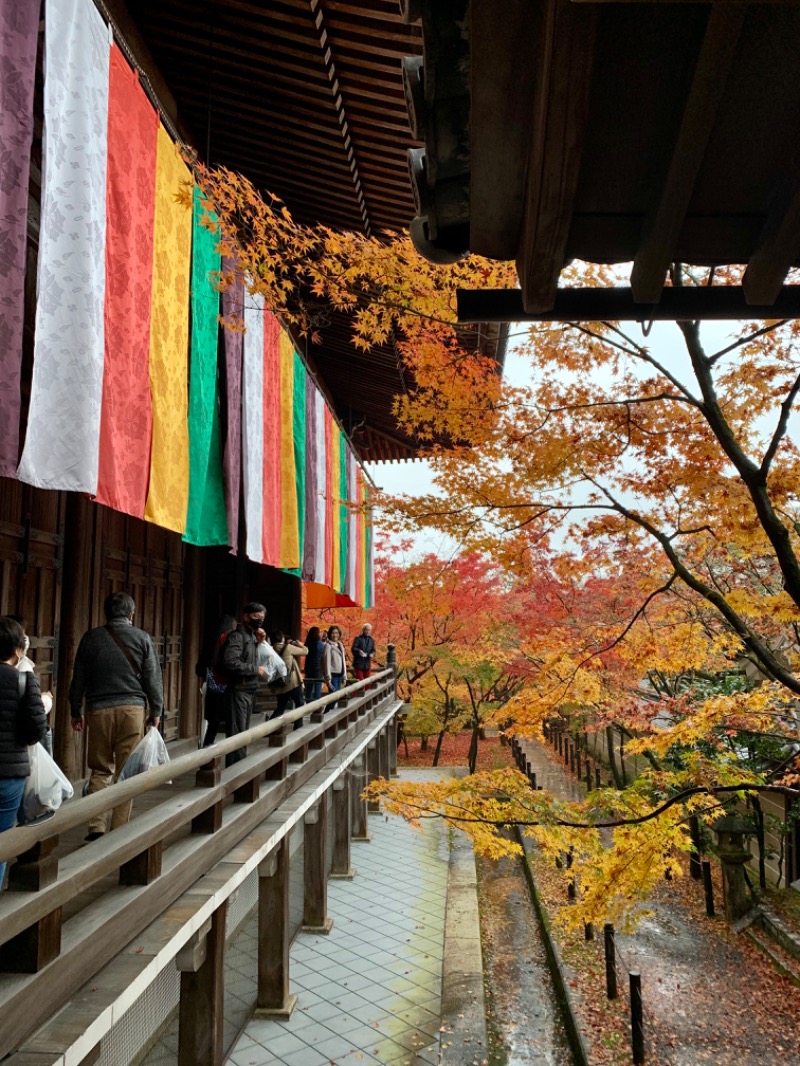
227, 793, 450, 1066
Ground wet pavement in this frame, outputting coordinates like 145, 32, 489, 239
478, 845, 573, 1066
519, 738, 800, 1066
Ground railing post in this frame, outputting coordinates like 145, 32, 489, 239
604, 923, 618, 999
378, 724, 390, 780
255, 836, 297, 1019
8, 836, 60, 892
367, 741, 381, 814
177, 900, 227, 1066
351, 755, 370, 842
330, 777, 355, 879
0, 907, 62, 973
389, 715, 398, 777
120, 840, 163, 886
630, 972, 644, 1064
193, 756, 224, 834
302, 799, 332, 934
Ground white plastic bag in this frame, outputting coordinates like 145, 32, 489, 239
20, 743, 74, 824
257, 641, 288, 685
118, 726, 170, 782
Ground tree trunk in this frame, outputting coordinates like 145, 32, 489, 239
606, 727, 624, 789
420, 735, 428, 752
433, 730, 445, 767
468, 727, 479, 775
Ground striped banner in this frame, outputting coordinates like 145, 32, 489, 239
262, 310, 281, 567
278, 330, 299, 569
221, 260, 244, 552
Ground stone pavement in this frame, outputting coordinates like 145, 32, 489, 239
227, 789, 451, 1066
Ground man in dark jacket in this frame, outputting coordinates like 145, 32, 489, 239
221, 602, 268, 765
351, 623, 377, 681
69, 592, 163, 841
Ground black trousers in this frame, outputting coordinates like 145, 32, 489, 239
272, 685, 306, 730
225, 684, 257, 765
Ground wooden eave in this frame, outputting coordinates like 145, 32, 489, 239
406, 0, 800, 317
124, 0, 509, 462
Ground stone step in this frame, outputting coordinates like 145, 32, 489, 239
746, 924, 800, 987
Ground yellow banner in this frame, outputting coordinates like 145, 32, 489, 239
144, 127, 192, 533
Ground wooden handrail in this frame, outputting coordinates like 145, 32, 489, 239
0, 671, 392, 866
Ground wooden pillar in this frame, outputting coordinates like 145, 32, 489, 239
0, 908, 62, 973
351, 755, 370, 842
255, 836, 297, 1019
302, 800, 332, 934
330, 777, 355, 880
177, 901, 227, 1066
179, 546, 205, 741
367, 741, 380, 815
389, 716, 398, 777
378, 725, 391, 780
55, 494, 94, 779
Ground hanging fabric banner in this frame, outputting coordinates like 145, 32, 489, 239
19, 0, 110, 493
315, 387, 328, 583
184, 187, 227, 546
278, 331, 300, 569
346, 448, 358, 602
302, 377, 318, 581
262, 311, 281, 567
95, 44, 158, 517
144, 126, 192, 533
329, 415, 340, 591
221, 259, 244, 552
242, 289, 265, 563
283, 349, 306, 577
357, 469, 367, 607
0, 0, 39, 478
338, 431, 348, 593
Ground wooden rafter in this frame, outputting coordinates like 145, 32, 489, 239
630, 4, 746, 303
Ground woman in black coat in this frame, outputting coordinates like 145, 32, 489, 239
0, 616, 47, 885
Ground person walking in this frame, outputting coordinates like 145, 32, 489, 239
303, 625, 325, 703
351, 623, 378, 681
69, 592, 163, 841
221, 602, 268, 765
0, 617, 47, 886
196, 614, 237, 748
322, 625, 348, 705
269, 632, 307, 725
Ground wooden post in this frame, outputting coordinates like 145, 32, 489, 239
630, 972, 644, 1064
179, 546, 204, 740
0, 908, 62, 973
378, 725, 390, 780
255, 837, 297, 1019
302, 800, 332, 934
195, 755, 223, 789
120, 840, 163, 886
351, 755, 370, 842
330, 777, 355, 879
702, 860, 715, 917
389, 715, 398, 776
367, 741, 381, 814
8, 836, 60, 892
177, 901, 227, 1066
604, 923, 618, 1000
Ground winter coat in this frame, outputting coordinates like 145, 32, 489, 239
322, 641, 348, 685
304, 640, 325, 679
271, 643, 308, 696
351, 634, 376, 670
69, 620, 164, 719
221, 624, 260, 688
0, 663, 47, 778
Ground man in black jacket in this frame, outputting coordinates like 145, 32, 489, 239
69, 592, 163, 841
221, 602, 268, 765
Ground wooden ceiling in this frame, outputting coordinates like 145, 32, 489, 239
121, 0, 499, 461
407, 0, 800, 319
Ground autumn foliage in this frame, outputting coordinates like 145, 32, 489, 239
193, 162, 800, 928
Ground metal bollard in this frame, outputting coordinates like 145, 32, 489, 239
604, 924, 618, 999
630, 972, 644, 1064
702, 860, 715, 917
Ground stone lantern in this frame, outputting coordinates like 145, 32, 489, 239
713, 814, 755, 922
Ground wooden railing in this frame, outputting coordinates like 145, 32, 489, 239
0, 669, 400, 1065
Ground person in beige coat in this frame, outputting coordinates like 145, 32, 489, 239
269, 632, 307, 726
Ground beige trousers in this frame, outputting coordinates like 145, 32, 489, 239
86, 704, 145, 835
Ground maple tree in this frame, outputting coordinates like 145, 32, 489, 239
192, 160, 800, 925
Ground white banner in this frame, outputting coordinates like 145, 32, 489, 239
18, 0, 110, 492
242, 291, 264, 564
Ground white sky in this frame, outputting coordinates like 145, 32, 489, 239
366, 317, 751, 556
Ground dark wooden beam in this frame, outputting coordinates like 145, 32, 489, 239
630, 5, 746, 303
743, 179, 800, 304
516, 0, 599, 314
457, 285, 800, 322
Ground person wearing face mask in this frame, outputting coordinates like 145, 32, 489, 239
0, 616, 47, 886
221, 602, 268, 766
